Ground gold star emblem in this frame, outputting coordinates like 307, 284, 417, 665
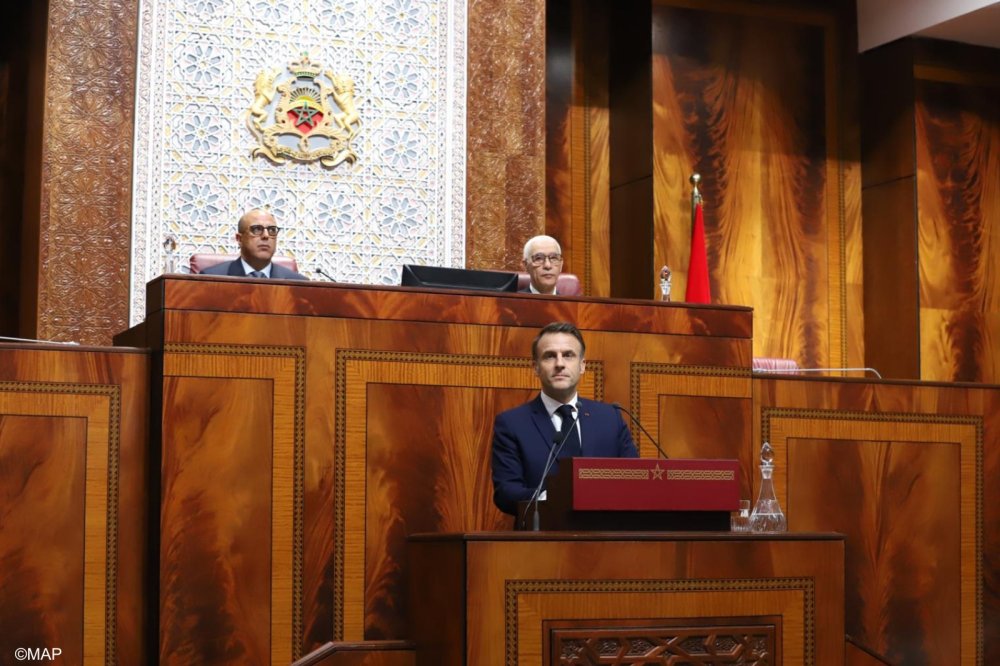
651, 464, 664, 480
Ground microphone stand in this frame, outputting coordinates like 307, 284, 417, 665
612, 403, 669, 459
519, 413, 580, 531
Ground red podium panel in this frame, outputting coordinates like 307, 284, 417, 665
567, 457, 740, 511
525, 457, 741, 531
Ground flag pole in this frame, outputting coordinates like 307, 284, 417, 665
685, 172, 711, 304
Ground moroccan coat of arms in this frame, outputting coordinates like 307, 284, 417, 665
247, 53, 360, 168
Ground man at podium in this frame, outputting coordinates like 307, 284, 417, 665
491, 322, 638, 515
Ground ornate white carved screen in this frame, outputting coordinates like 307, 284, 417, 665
130, 0, 467, 323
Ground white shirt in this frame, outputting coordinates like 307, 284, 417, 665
240, 258, 272, 277
539, 391, 581, 448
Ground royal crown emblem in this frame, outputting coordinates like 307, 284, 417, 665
247, 53, 361, 168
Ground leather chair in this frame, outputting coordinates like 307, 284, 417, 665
189, 253, 300, 274
516, 272, 582, 296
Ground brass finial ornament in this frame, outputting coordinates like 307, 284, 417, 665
689, 172, 702, 202
247, 53, 361, 168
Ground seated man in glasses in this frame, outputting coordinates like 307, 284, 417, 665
202, 208, 308, 280
521, 235, 564, 295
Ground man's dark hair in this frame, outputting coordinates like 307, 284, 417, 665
531, 322, 586, 361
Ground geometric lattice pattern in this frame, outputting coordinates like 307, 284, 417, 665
130, 0, 467, 324
554, 625, 775, 666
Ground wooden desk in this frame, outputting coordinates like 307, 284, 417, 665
408, 531, 846, 665
117, 275, 753, 662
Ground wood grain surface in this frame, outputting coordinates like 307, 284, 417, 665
916, 76, 1000, 383
650, 1, 861, 369
0, 344, 148, 665
755, 376, 1000, 664
143, 278, 752, 661
409, 532, 845, 665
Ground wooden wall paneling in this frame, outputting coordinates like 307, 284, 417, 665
545, 0, 612, 298
861, 177, 919, 379
466, 0, 546, 271
0, 345, 149, 665
410, 533, 845, 665
159, 343, 304, 664
142, 277, 753, 660
31, 0, 138, 344
608, 0, 653, 299
16, 0, 49, 338
859, 40, 916, 189
632, 365, 753, 497
0, 2, 34, 336
859, 31, 915, 381
914, 58, 1000, 383
755, 376, 997, 663
836, 0, 864, 371
652, 1, 855, 371
579, 0, 611, 298
545, 0, 573, 251
609, 177, 654, 299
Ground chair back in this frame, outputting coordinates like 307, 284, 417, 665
516, 272, 582, 296
189, 253, 299, 274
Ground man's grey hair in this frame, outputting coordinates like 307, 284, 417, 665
522, 235, 562, 262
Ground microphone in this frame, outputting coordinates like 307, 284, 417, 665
612, 403, 669, 459
519, 412, 580, 531
314, 266, 337, 282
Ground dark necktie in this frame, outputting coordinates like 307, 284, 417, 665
249, 270, 266, 278
555, 404, 581, 457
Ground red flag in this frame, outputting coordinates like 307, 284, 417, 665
685, 201, 711, 303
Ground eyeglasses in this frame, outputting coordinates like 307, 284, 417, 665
528, 253, 563, 266
246, 225, 281, 237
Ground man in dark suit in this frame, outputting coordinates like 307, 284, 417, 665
520, 235, 563, 294
201, 208, 308, 280
491, 322, 638, 515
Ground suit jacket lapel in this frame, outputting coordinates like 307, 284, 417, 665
227, 260, 246, 277
529, 395, 556, 451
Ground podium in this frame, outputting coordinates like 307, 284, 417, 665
408, 532, 846, 665
521, 457, 739, 531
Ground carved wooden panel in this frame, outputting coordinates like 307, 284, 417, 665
34, 0, 138, 344
548, 617, 778, 665
0, 346, 148, 665
915, 75, 1000, 382
466, 0, 546, 271
408, 533, 845, 665
651, 2, 862, 368
755, 376, 998, 664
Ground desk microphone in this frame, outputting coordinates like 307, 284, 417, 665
313, 267, 337, 282
612, 403, 669, 459
520, 413, 580, 531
